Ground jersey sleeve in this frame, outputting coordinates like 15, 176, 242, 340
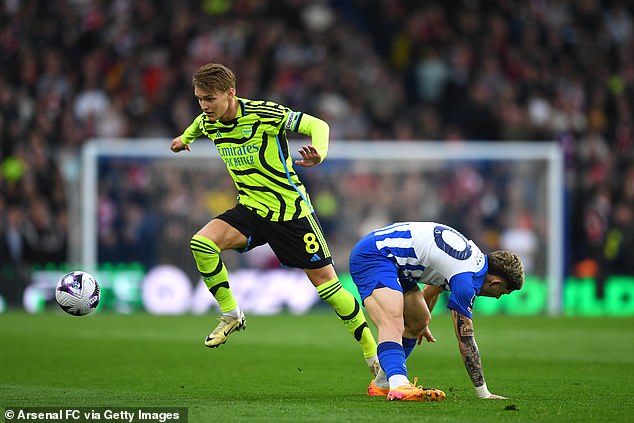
446, 272, 477, 319
181, 114, 204, 145
285, 111, 330, 162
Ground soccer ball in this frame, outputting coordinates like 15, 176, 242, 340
55, 271, 101, 316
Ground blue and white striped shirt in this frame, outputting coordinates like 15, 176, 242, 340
371, 222, 488, 318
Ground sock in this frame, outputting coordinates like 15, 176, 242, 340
377, 341, 409, 389
388, 374, 410, 389
374, 367, 388, 389
368, 353, 389, 388
402, 337, 417, 359
224, 307, 241, 318
190, 235, 237, 313
365, 355, 378, 366
317, 278, 378, 359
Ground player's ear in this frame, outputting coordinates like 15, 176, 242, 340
483, 275, 501, 291
227, 87, 235, 98
489, 277, 505, 287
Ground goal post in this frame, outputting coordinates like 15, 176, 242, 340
80, 139, 564, 315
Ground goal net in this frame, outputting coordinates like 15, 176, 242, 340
76, 139, 563, 314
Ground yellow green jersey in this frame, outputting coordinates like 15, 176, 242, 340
180, 97, 329, 222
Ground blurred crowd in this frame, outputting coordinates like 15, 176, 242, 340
2, 0, 634, 301
96, 153, 547, 285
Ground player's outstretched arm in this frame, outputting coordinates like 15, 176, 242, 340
416, 285, 444, 345
170, 136, 191, 153
423, 285, 443, 312
294, 113, 329, 167
295, 144, 321, 167
172, 116, 203, 153
451, 310, 507, 399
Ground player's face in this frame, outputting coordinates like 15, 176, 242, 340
194, 86, 235, 122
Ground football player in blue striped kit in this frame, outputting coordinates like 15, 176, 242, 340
349, 222, 524, 401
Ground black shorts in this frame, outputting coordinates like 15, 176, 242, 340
216, 204, 333, 269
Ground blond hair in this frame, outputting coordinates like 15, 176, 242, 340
487, 250, 525, 291
192, 63, 236, 93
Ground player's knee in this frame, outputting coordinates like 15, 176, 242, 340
190, 235, 221, 258
386, 320, 405, 338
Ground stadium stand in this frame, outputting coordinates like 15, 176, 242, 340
1, 1, 633, 304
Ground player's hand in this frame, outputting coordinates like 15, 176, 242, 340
483, 393, 508, 399
417, 326, 436, 345
170, 137, 191, 153
295, 145, 321, 167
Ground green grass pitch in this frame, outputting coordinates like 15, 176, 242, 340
1, 311, 633, 422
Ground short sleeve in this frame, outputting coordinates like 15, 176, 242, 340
446, 272, 478, 319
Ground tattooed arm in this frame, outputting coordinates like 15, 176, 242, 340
451, 310, 507, 399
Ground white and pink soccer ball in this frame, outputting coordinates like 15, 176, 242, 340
55, 271, 101, 316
